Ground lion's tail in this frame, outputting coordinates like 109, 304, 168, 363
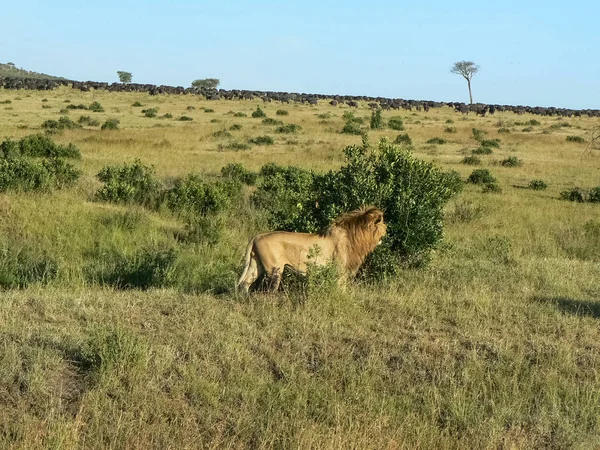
236, 237, 255, 294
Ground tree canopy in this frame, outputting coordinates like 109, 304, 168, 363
117, 71, 132, 83
191, 78, 220, 89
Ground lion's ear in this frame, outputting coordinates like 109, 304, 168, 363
372, 212, 383, 224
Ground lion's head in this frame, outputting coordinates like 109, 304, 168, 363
327, 206, 386, 273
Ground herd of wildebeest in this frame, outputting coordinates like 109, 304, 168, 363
1, 75, 599, 118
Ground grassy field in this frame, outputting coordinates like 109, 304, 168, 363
0, 86, 599, 449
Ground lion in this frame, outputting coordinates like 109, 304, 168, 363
237, 206, 386, 293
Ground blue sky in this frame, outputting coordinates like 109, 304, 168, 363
3, 0, 599, 109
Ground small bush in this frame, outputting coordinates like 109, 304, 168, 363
444, 126, 457, 133
187, 106, 196, 111
370, 109, 383, 129
249, 135, 274, 145
210, 119, 221, 123
88, 101, 104, 112
166, 174, 239, 216
213, 130, 232, 139
78, 115, 100, 126
461, 156, 481, 165
341, 121, 362, 135
472, 128, 487, 141
0, 157, 80, 192
0, 100, 12, 104
229, 124, 243, 131
522, 127, 533, 132
204, 108, 214, 113
41, 105, 52, 109
426, 137, 447, 145
0, 246, 58, 289
143, 108, 158, 118
251, 106, 266, 118
394, 134, 412, 146
498, 127, 510, 134
560, 188, 585, 202
276, 124, 301, 134
276, 109, 289, 116
472, 146, 493, 155
221, 163, 257, 185
177, 215, 224, 245
1, 134, 81, 159
528, 119, 541, 126
588, 187, 600, 203
233, 112, 247, 117
501, 156, 523, 167
262, 117, 283, 126
224, 142, 251, 151
566, 135, 585, 143
445, 119, 454, 124
101, 119, 120, 130
179, 115, 193, 121
528, 180, 548, 190
65, 103, 87, 110
482, 182, 502, 193
161, 113, 173, 119
131, 101, 143, 107
480, 139, 501, 148
41, 116, 81, 133
388, 117, 404, 130
96, 160, 162, 207
468, 169, 496, 185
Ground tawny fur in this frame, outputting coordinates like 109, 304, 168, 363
237, 206, 386, 293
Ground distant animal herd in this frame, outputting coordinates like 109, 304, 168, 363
1, 76, 598, 118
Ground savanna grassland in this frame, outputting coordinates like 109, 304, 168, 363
0, 86, 599, 449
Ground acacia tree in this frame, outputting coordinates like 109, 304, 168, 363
451, 61, 479, 104
117, 71, 132, 83
191, 78, 220, 89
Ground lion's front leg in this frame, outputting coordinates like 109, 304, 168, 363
267, 267, 283, 292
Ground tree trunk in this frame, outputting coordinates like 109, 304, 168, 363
467, 78, 473, 104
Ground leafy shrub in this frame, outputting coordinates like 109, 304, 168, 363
480, 139, 501, 148
445, 119, 454, 124
394, 134, 412, 146
165, 174, 239, 216
482, 182, 502, 193
472, 128, 487, 141
276, 124, 301, 134
229, 124, 243, 130
161, 113, 173, 119
388, 117, 404, 130
41, 116, 81, 132
251, 106, 266, 118
341, 121, 362, 135
461, 156, 481, 165
131, 101, 143, 107
187, 106, 196, 111
528, 119, 541, 126
498, 127, 511, 133
560, 188, 585, 202
342, 111, 363, 124
566, 135, 585, 143
101, 119, 120, 130
177, 215, 224, 245
142, 108, 158, 118
88, 101, 104, 112
248, 135, 274, 145
78, 115, 100, 126
0, 157, 80, 192
588, 187, 600, 203
41, 157, 83, 188
233, 112, 247, 117
204, 108, 214, 113
426, 137, 447, 145
221, 163, 257, 185
253, 138, 462, 275
0, 100, 12, 104
468, 169, 496, 185
501, 156, 523, 167
447, 200, 485, 224
66, 103, 88, 110
262, 118, 283, 126
0, 246, 58, 289
224, 142, 251, 151
370, 109, 383, 129
96, 160, 163, 207
549, 122, 571, 129
276, 109, 289, 116
444, 126, 457, 133
522, 127, 533, 132
472, 146, 493, 155
210, 119, 221, 123
212, 130, 232, 139
1, 134, 81, 159
528, 180, 548, 190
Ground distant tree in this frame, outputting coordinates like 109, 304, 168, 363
117, 71, 132, 84
191, 78, 220, 90
451, 61, 479, 104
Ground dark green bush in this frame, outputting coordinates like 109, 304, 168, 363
229, 124, 243, 130
41, 116, 81, 133
1, 134, 81, 159
472, 146, 493, 155
165, 174, 239, 216
224, 142, 251, 151
444, 126, 457, 133
472, 128, 487, 141
341, 121, 362, 135
101, 119, 120, 130
187, 106, 196, 111
221, 163, 257, 185
66, 103, 87, 110
498, 127, 511, 134
560, 188, 585, 203
528, 119, 541, 126
251, 106, 266, 118
262, 118, 283, 126
528, 179, 548, 190
394, 133, 412, 146
131, 101, 143, 107
482, 182, 502, 193
233, 112, 247, 117
204, 108, 214, 113
142, 108, 158, 118
388, 117, 404, 131
522, 127, 533, 132
566, 135, 585, 143
445, 119, 454, 124
78, 115, 100, 126
461, 156, 481, 165
253, 138, 462, 275
588, 187, 600, 203
0, 246, 58, 289
426, 137, 447, 145
276, 110, 289, 116
212, 130, 231, 139
179, 115, 193, 121
342, 111, 363, 124
96, 160, 163, 207
89, 101, 104, 112
468, 169, 496, 185
161, 113, 173, 119
480, 139, 501, 148
0, 157, 80, 192
248, 135, 274, 145
276, 124, 301, 134
501, 156, 523, 167
370, 109, 383, 129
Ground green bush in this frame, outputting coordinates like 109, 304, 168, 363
501, 156, 523, 167
253, 138, 462, 275
41, 116, 81, 132
96, 160, 163, 207
224, 142, 251, 151
251, 106, 266, 118
187, 106, 196, 111
388, 117, 404, 130
472, 146, 493, 155
528, 179, 548, 190
78, 115, 100, 126
394, 133, 412, 146
65, 103, 87, 110
221, 163, 257, 185
276, 124, 301, 134
101, 119, 120, 130
0, 157, 80, 192
528, 119, 541, 126
276, 109, 289, 116
522, 127, 533, 132
468, 169, 496, 185
204, 108, 214, 113
248, 135, 274, 145
498, 127, 511, 134
179, 115, 193, 121
88, 101, 104, 112
461, 156, 481, 165
560, 188, 585, 203
341, 121, 362, 135
262, 118, 283, 126
161, 113, 173, 119
212, 130, 232, 139
482, 182, 502, 193
480, 139, 501, 148
566, 136, 585, 143
229, 124, 243, 130
426, 137, 447, 145
131, 101, 143, 107
370, 109, 383, 129
233, 112, 247, 117
142, 108, 158, 118
472, 128, 487, 141
1, 134, 81, 159
588, 187, 600, 203
444, 126, 457, 133
0, 246, 58, 289
166, 174, 240, 216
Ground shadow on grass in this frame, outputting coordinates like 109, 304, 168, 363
534, 296, 600, 319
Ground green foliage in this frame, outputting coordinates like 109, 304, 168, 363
560, 188, 585, 202
444, 126, 457, 133
248, 135, 274, 145
522, 127, 533, 132
187, 106, 196, 111
176, 215, 224, 245
179, 116, 193, 121
501, 156, 523, 167
482, 182, 502, 193
1, 134, 81, 159
467, 169, 496, 185
566, 135, 585, 143
101, 119, 120, 130
276, 109, 289, 116
131, 101, 143, 107
426, 137, 447, 145
370, 109, 383, 129
223, 142, 251, 151
0, 246, 58, 289
117, 71, 132, 83
233, 112, 247, 117
276, 124, 301, 134
88, 101, 104, 112
480, 139, 501, 148
528, 179, 548, 190
253, 138, 462, 274
78, 115, 100, 126
387, 117, 404, 130
229, 124, 243, 131
341, 121, 362, 135
96, 160, 163, 207
204, 108, 214, 113
528, 119, 541, 126
461, 156, 481, 165
41, 116, 81, 133
221, 163, 257, 185
191, 78, 220, 89
498, 127, 511, 133
394, 133, 412, 146
472, 146, 493, 155
251, 106, 266, 118
161, 113, 173, 119
142, 108, 158, 118
166, 174, 240, 216
472, 128, 487, 141
65, 103, 87, 110
0, 157, 80, 192
212, 130, 232, 139
589, 187, 600, 203
262, 118, 283, 126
